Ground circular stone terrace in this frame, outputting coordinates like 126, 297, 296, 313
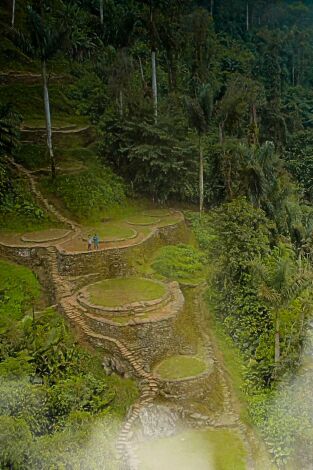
153, 355, 215, 400
21, 228, 71, 243
77, 277, 172, 320
59, 209, 184, 252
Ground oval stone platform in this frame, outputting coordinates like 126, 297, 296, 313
21, 228, 71, 243
154, 355, 215, 400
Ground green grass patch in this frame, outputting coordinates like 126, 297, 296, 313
0, 83, 73, 123
137, 428, 247, 470
87, 278, 166, 308
127, 215, 159, 225
82, 223, 136, 242
143, 209, 171, 217
154, 355, 208, 380
204, 290, 250, 424
0, 259, 41, 327
21, 228, 69, 243
152, 244, 206, 285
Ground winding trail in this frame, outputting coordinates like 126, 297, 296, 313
4, 158, 265, 469
6, 158, 161, 467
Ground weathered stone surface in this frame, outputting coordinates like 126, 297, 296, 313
57, 221, 189, 276
77, 278, 171, 316
155, 360, 216, 400
82, 282, 185, 367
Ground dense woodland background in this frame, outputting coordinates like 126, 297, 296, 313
2, 0, 313, 468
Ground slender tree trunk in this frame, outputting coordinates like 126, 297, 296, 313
210, 0, 214, 16
151, 49, 158, 123
138, 56, 145, 86
11, 0, 16, 27
274, 312, 280, 363
100, 0, 104, 25
42, 61, 55, 179
250, 104, 259, 145
219, 122, 224, 145
246, 2, 249, 32
199, 134, 204, 216
119, 90, 123, 117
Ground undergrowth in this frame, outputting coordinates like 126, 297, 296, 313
0, 259, 138, 469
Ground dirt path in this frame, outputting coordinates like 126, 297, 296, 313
194, 286, 271, 469
3, 159, 267, 469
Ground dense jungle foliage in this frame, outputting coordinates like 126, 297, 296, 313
2, 0, 313, 467
0, 260, 138, 469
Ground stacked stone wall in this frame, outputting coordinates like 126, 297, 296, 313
57, 221, 188, 276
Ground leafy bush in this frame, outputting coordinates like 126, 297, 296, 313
152, 244, 206, 284
41, 166, 126, 219
101, 114, 198, 203
0, 260, 138, 468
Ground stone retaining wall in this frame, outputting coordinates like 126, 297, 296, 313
82, 282, 185, 367
57, 220, 188, 276
156, 360, 216, 400
77, 278, 171, 317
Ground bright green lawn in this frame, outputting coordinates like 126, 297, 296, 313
137, 429, 247, 470
154, 355, 208, 379
88, 278, 166, 307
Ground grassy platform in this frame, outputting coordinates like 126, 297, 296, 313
87, 278, 166, 308
21, 228, 70, 243
82, 223, 136, 242
127, 215, 159, 225
154, 355, 207, 380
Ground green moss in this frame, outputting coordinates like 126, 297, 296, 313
87, 278, 166, 308
137, 429, 247, 470
154, 355, 208, 380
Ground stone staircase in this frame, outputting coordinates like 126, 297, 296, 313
44, 246, 158, 469
8, 158, 79, 233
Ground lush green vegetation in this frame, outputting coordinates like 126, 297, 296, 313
0, 260, 138, 469
2, 0, 313, 466
152, 244, 206, 285
154, 355, 208, 379
188, 200, 313, 466
87, 278, 166, 308
40, 165, 126, 221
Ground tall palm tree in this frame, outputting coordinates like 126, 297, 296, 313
251, 244, 312, 371
12, 6, 65, 179
185, 84, 213, 215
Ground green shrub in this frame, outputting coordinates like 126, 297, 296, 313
152, 244, 206, 284
41, 166, 126, 219
0, 260, 138, 469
